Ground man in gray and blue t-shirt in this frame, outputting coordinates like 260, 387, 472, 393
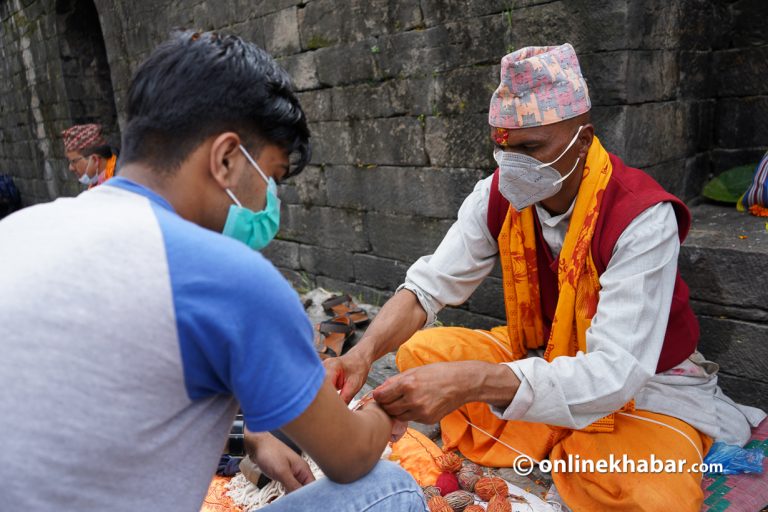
0, 31, 424, 512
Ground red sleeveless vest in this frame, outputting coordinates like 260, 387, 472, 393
487, 153, 699, 373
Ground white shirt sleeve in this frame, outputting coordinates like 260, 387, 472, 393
398, 175, 499, 326
492, 202, 681, 429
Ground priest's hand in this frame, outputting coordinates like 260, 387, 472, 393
372, 361, 520, 424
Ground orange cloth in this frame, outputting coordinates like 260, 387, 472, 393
497, 136, 631, 432
200, 475, 240, 512
390, 428, 444, 486
89, 154, 117, 190
397, 326, 713, 511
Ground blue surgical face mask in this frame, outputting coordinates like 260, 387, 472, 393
221, 145, 281, 250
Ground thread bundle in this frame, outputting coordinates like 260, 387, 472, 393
474, 476, 509, 501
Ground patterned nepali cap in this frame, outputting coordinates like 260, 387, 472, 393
61, 123, 107, 152
488, 43, 591, 129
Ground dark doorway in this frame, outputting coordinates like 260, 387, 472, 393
55, 0, 118, 142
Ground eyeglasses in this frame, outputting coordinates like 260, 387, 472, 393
68, 156, 85, 166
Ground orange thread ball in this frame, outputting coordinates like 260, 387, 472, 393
486, 495, 512, 512
428, 495, 454, 512
436, 452, 463, 473
443, 490, 474, 512
474, 476, 509, 501
435, 471, 460, 496
422, 485, 441, 499
457, 468, 481, 492
461, 460, 484, 476
464, 506, 485, 512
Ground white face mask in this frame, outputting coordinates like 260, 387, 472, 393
78, 157, 98, 185
494, 125, 584, 211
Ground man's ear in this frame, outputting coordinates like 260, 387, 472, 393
577, 124, 594, 160
208, 132, 243, 189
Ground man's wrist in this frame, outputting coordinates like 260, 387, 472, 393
465, 361, 520, 408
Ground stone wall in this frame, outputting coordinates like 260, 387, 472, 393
0, 1, 766, 372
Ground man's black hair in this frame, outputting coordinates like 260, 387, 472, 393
82, 144, 119, 159
121, 30, 310, 177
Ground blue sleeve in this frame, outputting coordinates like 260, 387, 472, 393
154, 205, 325, 433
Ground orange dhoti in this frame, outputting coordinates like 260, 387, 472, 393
396, 326, 713, 512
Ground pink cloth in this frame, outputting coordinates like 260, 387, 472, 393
488, 43, 591, 129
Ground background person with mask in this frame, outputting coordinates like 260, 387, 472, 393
325, 43, 766, 511
0, 31, 424, 512
62, 123, 119, 189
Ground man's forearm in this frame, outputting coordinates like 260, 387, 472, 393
351, 289, 427, 363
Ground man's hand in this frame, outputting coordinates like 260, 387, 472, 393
372, 361, 520, 424
244, 431, 315, 493
323, 350, 372, 404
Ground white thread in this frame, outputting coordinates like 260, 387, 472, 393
617, 412, 704, 463
464, 419, 541, 464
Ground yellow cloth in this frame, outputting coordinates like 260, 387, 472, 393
397, 327, 713, 512
498, 136, 630, 432
389, 428, 443, 486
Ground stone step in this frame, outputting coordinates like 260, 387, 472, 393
679, 204, 768, 411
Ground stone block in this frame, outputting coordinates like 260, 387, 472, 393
623, 102, 688, 168
578, 51, 628, 106
367, 212, 454, 262
680, 204, 768, 312
261, 239, 300, 268
697, 316, 768, 384
437, 306, 504, 331
467, 276, 505, 319
425, 114, 494, 169
311, 118, 427, 166
505, 0, 627, 52
679, 152, 712, 202
262, 7, 300, 57
277, 52, 319, 91
315, 275, 393, 307
374, 26, 454, 79
280, 204, 369, 251
299, 0, 422, 47
292, 165, 328, 206
643, 158, 687, 197
591, 105, 627, 157
713, 45, 768, 98
626, 0, 679, 50
296, 89, 333, 122
324, 165, 483, 218
626, 50, 678, 104
710, 148, 766, 176
235, 17, 266, 49
727, 0, 768, 47
308, 121, 353, 164
299, 245, 355, 281
429, 65, 499, 116
716, 97, 768, 149
314, 41, 377, 86
276, 267, 311, 291
352, 253, 409, 290
716, 372, 768, 412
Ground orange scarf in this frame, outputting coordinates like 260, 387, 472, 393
498, 136, 632, 432
89, 154, 117, 190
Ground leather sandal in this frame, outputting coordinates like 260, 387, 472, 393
321, 294, 370, 326
314, 315, 356, 359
